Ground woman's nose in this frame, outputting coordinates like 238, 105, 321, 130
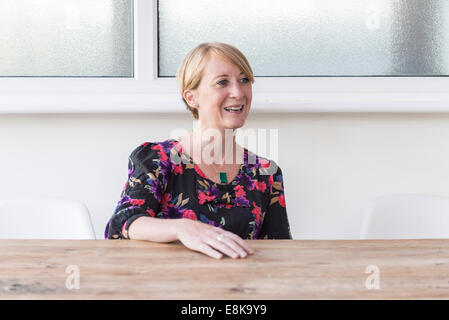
229, 81, 245, 98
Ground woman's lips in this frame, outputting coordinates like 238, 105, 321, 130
224, 104, 244, 113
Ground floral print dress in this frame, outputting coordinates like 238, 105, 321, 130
105, 139, 292, 240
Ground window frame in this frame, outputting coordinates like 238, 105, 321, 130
1, 0, 449, 114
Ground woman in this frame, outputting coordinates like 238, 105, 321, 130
105, 42, 292, 259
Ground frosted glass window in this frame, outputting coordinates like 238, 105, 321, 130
0, 0, 133, 77
159, 0, 449, 77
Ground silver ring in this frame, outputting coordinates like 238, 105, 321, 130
216, 233, 224, 242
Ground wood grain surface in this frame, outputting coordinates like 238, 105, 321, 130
0, 239, 449, 299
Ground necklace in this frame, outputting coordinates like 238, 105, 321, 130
210, 162, 228, 184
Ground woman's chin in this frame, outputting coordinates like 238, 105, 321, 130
224, 119, 246, 129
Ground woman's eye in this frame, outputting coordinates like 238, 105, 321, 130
217, 78, 249, 86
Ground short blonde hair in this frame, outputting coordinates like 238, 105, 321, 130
176, 42, 255, 120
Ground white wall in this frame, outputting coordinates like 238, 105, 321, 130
1, 112, 449, 239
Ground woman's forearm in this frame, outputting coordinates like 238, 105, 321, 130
127, 216, 180, 242
127, 215, 254, 259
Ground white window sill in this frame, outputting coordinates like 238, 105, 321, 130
0, 77, 449, 113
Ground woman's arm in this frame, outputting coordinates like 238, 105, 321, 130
258, 165, 292, 239
106, 143, 166, 240
128, 216, 178, 242
129, 216, 254, 259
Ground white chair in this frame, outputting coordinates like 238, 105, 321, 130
0, 196, 96, 239
360, 194, 449, 239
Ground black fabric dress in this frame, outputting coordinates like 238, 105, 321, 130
105, 139, 292, 240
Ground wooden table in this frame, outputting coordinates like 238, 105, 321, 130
0, 239, 448, 299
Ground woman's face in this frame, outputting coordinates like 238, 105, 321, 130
188, 54, 252, 131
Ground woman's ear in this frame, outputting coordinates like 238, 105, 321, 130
183, 90, 198, 108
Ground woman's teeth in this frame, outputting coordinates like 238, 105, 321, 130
224, 105, 244, 113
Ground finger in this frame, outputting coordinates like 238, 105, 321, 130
222, 231, 255, 254
214, 231, 249, 258
205, 237, 240, 259
221, 237, 249, 258
198, 243, 223, 259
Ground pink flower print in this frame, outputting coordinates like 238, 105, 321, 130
161, 193, 172, 211
279, 195, 286, 207
234, 185, 246, 198
255, 180, 267, 193
252, 201, 262, 222
151, 144, 168, 161
130, 199, 145, 206
183, 209, 197, 220
198, 190, 216, 205
173, 163, 183, 175
259, 158, 271, 169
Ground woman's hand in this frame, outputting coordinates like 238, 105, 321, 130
173, 218, 255, 259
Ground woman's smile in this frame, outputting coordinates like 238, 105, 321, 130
224, 104, 244, 113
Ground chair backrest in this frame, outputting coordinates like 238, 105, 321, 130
360, 194, 449, 239
0, 196, 96, 239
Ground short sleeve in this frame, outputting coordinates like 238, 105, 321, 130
105, 142, 169, 239
258, 165, 292, 239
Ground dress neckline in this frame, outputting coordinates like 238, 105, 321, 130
169, 138, 247, 187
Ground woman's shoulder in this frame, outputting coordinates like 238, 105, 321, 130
130, 139, 178, 161
128, 139, 179, 173
245, 149, 282, 177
